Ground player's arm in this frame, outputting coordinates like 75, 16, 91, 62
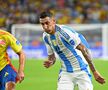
43, 42, 56, 68
7, 34, 26, 83
76, 43, 105, 84
43, 34, 56, 68
16, 49, 26, 83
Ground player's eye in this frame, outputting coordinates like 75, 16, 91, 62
45, 22, 49, 25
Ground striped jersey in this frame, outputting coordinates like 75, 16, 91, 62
0, 30, 22, 71
43, 25, 91, 73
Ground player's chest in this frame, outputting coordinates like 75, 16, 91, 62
49, 34, 63, 46
48, 34, 66, 52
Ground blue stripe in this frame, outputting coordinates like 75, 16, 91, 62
61, 37, 87, 70
61, 25, 91, 50
83, 67, 92, 80
56, 25, 70, 40
55, 25, 91, 79
78, 34, 92, 79
50, 35, 73, 72
61, 25, 90, 49
56, 25, 87, 70
44, 36, 50, 45
79, 34, 90, 49
61, 37, 92, 79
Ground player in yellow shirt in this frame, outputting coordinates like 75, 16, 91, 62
0, 29, 26, 90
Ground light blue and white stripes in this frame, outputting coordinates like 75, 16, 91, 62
43, 25, 91, 79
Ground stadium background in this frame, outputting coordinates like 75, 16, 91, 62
0, 0, 108, 90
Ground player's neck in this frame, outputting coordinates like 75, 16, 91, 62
50, 29, 55, 35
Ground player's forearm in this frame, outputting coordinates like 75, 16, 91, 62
82, 48, 96, 73
86, 58, 96, 73
77, 44, 96, 73
18, 50, 26, 72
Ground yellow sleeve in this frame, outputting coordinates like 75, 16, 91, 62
6, 34, 22, 53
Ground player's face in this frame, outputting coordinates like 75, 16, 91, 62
39, 17, 56, 34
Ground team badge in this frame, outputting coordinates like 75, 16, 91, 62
56, 36, 62, 45
52, 40, 57, 46
58, 40, 62, 45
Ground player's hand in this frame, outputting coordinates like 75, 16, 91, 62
43, 60, 54, 68
93, 71, 105, 84
17, 71, 25, 83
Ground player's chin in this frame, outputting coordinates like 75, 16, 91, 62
45, 30, 52, 34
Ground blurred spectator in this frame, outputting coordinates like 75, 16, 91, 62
0, 12, 6, 28
0, 0, 108, 30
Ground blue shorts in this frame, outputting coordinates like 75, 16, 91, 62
0, 64, 17, 90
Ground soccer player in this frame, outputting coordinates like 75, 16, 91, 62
39, 11, 105, 90
0, 30, 26, 90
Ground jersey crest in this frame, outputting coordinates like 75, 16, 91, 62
52, 40, 57, 46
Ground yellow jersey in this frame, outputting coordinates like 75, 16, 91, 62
0, 30, 22, 71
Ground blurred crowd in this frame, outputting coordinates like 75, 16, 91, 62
0, 0, 108, 31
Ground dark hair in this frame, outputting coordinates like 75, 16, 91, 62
39, 11, 53, 18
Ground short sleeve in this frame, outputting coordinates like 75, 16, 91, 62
7, 34, 22, 53
43, 33, 54, 55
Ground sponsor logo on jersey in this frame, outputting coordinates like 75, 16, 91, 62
57, 36, 63, 45
52, 40, 57, 46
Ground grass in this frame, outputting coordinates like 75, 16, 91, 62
11, 59, 108, 90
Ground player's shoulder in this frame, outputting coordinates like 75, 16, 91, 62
57, 25, 79, 37
43, 32, 47, 37
0, 29, 9, 35
57, 24, 77, 33
0, 29, 16, 40
42, 32, 50, 44
0, 29, 13, 36
43, 32, 50, 39
62, 25, 77, 33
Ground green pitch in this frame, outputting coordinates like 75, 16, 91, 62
12, 59, 108, 90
